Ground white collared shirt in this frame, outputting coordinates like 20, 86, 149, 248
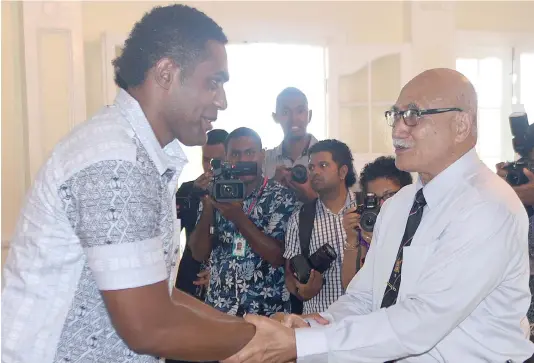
295, 148, 534, 362
2, 90, 187, 363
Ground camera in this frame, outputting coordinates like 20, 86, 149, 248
505, 110, 534, 186
290, 164, 308, 184
210, 159, 257, 202
354, 193, 380, 233
289, 244, 337, 284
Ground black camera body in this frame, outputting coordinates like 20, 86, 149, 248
289, 244, 337, 284
210, 160, 257, 202
354, 193, 380, 232
506, 111, 533, 187
504, 158, 534, 186
290, 164, 308, 184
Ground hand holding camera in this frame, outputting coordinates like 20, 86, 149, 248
295, 269, 324, 301
343, 206, 361, 242
193, 171, 213, 190
212, 200, 245, 224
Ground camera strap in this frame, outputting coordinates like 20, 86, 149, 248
298, 199, 318, 258
245, 177, 268, 216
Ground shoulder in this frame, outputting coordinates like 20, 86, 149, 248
52, 106, 141, 182
265, 179, 297, 200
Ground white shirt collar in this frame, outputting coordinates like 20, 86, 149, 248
416, 147, 481, 209
114, 89, 188, 176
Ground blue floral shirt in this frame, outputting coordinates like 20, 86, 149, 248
198, 179, 298, 316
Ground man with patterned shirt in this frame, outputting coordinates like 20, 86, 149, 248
1, 5, 256, 363
189, 127, 298, 317
284, 139, 358, 314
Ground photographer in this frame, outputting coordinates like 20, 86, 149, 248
284, 139, 357, 314
495, 116, 534, 333
341, 156, 413, 289
173, 129, 228, 303
189, 127, 298, 317
264, 87, 318, 202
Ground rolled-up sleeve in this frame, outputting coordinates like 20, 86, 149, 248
296, 202, 519, 362
284, 210, 301, 260
60, 159, 167, 291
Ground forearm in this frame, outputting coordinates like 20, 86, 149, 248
152, 289, 255, 360
341, 248, 360, 290
235, 216, 284, 266
189, 209, 214, 262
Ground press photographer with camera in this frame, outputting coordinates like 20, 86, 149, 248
495, 109, 534, 335
284, 139, 358, 315
173, 130, 227, 299
264, 87, 319, 203
341, 156, 413, 289
188, 127, 298, 317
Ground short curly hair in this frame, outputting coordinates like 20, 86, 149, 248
308, 139, 357, 188
359, 156, 413, 193
112, 4, 228, 90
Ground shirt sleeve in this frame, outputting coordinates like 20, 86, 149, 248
296, 201, 522, 362
284, 210, 302, 260
60, 159, 168, 291
265, 188, 300, 241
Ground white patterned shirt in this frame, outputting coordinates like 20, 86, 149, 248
1, 90, 187, 363
284, 191, 356, 314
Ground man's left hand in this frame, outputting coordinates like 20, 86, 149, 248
212, 200, 245, 223
222, 314, 297, 363
513, 168, 534, 206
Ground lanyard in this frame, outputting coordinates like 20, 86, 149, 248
245, 177, 268, 216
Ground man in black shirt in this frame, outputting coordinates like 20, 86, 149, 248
174, 129, 228, 299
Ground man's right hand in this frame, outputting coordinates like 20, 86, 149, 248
273, 165, 291, 186
194, 171, 213, 190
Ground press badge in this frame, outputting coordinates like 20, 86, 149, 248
232, 234, 247, 257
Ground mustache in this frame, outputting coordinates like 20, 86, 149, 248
392, 138, 414, 148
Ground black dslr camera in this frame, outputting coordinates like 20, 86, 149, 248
504, 111, 534, 186
354, 193, 380, 233
289, 244, 337, 284
289, 164, 308, 184
210, 160, 257, 202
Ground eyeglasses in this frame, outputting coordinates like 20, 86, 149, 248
385, 107, 463, 127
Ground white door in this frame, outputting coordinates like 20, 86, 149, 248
22, 2, 87, 181
327, 44, 413, 176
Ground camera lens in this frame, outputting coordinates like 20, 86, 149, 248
291, 164, 308, 184
360, 211, 378, 232
221, 184, 237, 198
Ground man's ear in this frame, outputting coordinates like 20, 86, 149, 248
308, 110, 313, 123
454, 112, 472, 143
154, 57, 178, 90
339, 164, 348, 181
272, 112, 280, 124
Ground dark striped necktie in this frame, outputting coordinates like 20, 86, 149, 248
382, 189, 426, 363
381, 188, 427, 308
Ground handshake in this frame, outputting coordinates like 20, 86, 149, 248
221, 312, 330, 363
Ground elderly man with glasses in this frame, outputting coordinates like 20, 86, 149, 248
222, 68, 534, 363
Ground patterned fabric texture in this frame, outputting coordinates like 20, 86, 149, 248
200, 179, 298, 316
2, 89, 186, 363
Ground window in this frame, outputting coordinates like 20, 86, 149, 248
520, 52, 534, 118
456, 57, 503, 169
177, 43, 327, 188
